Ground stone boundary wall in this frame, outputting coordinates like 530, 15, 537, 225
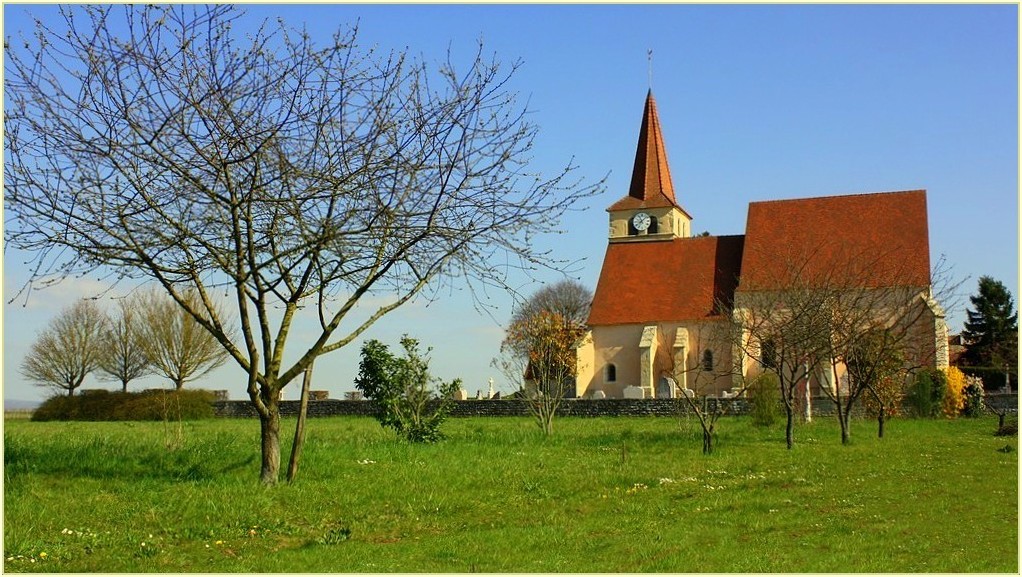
213, 393, 1017, 419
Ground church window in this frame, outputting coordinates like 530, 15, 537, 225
647, 216, 658, 234
760, 339, 776, 369
702, 349, 714, 371
605, 363, 617, 383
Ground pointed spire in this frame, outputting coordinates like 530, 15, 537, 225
627, 90, 677, 206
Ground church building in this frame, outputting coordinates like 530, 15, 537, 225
573, 91, 948, 399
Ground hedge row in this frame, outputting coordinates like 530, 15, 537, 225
960, 366, 1017, 391
31, 389, 216, 422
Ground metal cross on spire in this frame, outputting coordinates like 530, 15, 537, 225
647, 49, 654, 89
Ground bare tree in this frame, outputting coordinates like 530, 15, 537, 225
732, 246, 958, 447
508, 279, 593, 329
4, 6, 601, 484
496, 280, 592, 435
812, 253, 960, 443
20, 300, 106, 397
96, 294, 152, 392
849, 332, 907, 439
496, 310, 586, 435
732, 283, 834, 450
983, 395, 1013, 432
135, 289, 229, 391
656, 323, 750, 455
820, 284, 923, 443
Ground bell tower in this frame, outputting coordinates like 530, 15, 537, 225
607, 90, 692, 242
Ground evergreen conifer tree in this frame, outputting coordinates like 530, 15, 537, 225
961, 276, 1018, 376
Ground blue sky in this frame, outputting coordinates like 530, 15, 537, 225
3, 4, 1018, 403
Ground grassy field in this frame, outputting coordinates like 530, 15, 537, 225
3, 413, 1017, 572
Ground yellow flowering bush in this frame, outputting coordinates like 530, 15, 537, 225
942, 366, 967, 418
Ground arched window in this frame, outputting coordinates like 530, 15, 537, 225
760, 339, 776, 369
605, 363, 617, 383
702, 349, 714, 371
647, 216, 659, 234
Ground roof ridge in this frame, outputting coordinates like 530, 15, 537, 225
747, 189, 926, 206
667, 233, 746, 241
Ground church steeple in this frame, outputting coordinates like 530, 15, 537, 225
607, 91, 692, 241
628, 89, 677, 206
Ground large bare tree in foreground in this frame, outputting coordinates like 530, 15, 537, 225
5, 5, 601, 484
20, 300, 106, 397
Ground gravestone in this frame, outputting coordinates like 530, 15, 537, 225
656, 377, 676, 399
623, 385, 645, 399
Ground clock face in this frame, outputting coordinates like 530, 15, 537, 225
632, 212, 651, 231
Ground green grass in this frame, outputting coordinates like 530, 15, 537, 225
4, 414, 1017, 572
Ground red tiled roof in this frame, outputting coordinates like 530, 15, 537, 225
607, 91, 689, 217
739, 190, 931, 291
588, 235, 745, 326
606, 192, 685, 213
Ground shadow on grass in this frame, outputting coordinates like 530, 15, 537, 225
4, 434, 257, 483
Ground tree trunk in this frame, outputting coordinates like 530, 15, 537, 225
785, 407, 795, 450
259, 402, 281, 485
835, 400, 849, 444
780, 383, 796, 449
702, 424, 715, 455
287, 365, 313, 484
542, 404, 554, 436
877, 410, 886, 439
537, 399, 555, 436
836, 399, 851, 445
122, 379, 129, 393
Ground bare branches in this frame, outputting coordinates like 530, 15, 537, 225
508, 279, 592, 331
134, 289, 230, 390
20, 300, 106, 396
655, 323, 745, 454
95, 294, 153, 391
5, 5, 602, 483
497, 310, 586, 435
729, 241, 957, 447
